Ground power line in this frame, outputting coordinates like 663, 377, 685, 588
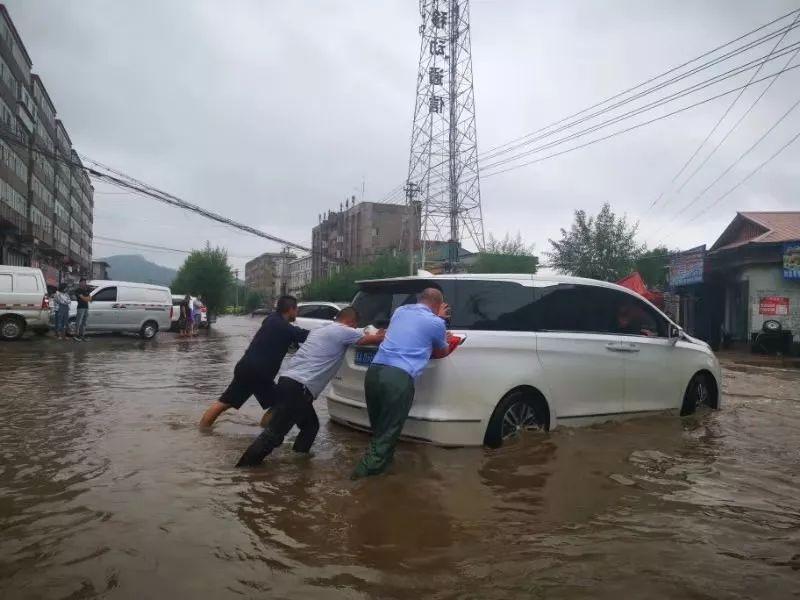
648, 10, 800, 212
0, 124, 348, 262
669, 44, 800, 202
652, 95, 800, 242
93, 235, 282, 261
420, 61, 800, 198
685, 127, 800, 222
479, 7, 800, 161
375, 10, 800, 206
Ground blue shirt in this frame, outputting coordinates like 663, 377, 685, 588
372, 303, 448, 379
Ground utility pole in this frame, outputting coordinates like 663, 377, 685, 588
404, 181, 420, 274
233, 268, 239, 312
405, 0, 485, 272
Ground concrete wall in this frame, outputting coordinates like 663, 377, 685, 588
739, 264, 800, 341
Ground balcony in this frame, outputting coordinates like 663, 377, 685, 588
51, 238, 67, 256
0, 201, 25, 230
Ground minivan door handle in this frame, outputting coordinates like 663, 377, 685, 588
605, 343, 625, 352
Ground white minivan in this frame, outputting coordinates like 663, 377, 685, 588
325, 274, 722, 448
0, 266, 50, 341
68, 280, 172, 340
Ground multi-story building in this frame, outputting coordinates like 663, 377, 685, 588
288, 254, 312, 298
0, 5, 93, 287
311, 197, 416, 280
245, 250, 296, 307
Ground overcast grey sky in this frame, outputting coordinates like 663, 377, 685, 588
5, 0, 800, 272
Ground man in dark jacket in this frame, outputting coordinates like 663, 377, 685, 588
199, 295, 308, 428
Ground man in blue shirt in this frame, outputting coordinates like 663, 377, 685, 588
352, 288, 454, 478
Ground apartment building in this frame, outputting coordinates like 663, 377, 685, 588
287, 254, 312, 298
245, 250, 296, 307
0, 5, 93, 287
311, 198, 416, 280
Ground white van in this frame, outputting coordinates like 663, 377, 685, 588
68, 280, 172, 340
326, 273, 722, 448
0, 266, 50, 341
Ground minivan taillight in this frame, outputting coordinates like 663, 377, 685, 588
42, 296, 49, 310
446, 333, 466, 353
170, 306, 174, 320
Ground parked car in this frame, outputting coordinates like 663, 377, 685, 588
325, 274, 722, 448
251, 306, 272, 317
0, 266, 50, 341
67, 280, 172, 340
295, 301, 347, 331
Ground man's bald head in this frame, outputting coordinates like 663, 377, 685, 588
419, 287, 444, 312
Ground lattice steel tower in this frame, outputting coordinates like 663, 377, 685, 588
405, 0, 485, 271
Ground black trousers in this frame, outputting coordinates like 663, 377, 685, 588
235, 377, 319, 467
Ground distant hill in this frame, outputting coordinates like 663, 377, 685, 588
99, 254, 178, 287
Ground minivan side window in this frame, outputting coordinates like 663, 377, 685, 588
92, 287, 117, 302
607, 289, 667, 338
533, 284, 618, 333
14, 274, 39, 293
0, 274, 11, 292
452, 281, 537, 331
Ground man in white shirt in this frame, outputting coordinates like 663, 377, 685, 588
236, 306, 384, 467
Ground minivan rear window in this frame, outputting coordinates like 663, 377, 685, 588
352, 280, 456, 328
353, 279, 535, 330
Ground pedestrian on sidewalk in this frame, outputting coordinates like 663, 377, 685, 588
199, 295, 309, 429
73, 278, 92, 342
351, 288, 455, 479
53, 283, 71, 340
236, 306, 384, 467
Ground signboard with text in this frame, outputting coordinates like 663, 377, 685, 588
669, 245, 705, 287
759, 296, 789, 316
783, 242, 800, 280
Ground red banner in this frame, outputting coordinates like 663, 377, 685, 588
759, 296, 789, 316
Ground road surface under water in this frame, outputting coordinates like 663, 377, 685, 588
1, 317, 799, 599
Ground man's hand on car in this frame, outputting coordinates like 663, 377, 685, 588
437, 302, 451, 319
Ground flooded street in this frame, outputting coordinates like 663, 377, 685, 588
1, 316, 799, 599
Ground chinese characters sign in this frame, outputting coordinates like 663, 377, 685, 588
759, 296, 789, 316
669, 246, 705, 287
783, 242, 800, 280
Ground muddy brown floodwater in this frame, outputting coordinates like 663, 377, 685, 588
1, 317, 799, 599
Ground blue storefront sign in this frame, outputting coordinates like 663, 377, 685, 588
784, 242, 800, 280
669, 245, 705, 287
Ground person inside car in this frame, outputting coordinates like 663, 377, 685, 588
615, 301, 657, 337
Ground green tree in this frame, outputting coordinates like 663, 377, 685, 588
635, 246, 672, 289
172, 244, 234, 315
244, 290, 264, 313
303, 253, 408, 301
547, 203, 644, 281
470, 232, 539, 274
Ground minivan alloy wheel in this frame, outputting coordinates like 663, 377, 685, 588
694, 378, 709, 410
501, 400, 543, 439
